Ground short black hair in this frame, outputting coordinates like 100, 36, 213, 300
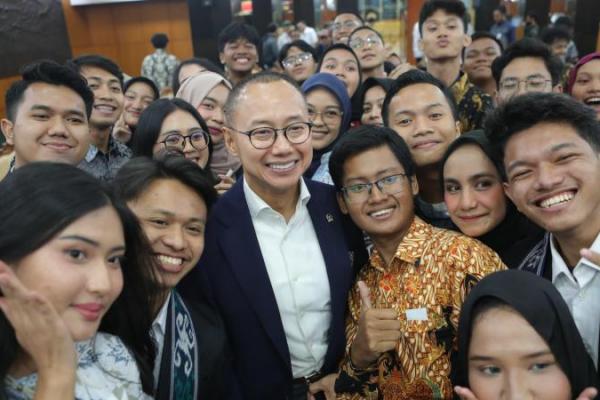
554, 16, 573, 29
541, 26, 571, 45
419, 0, 468, 35
151, 33, 169, 49
114, 154, 217, 211
329, 125, 416, 191
485, 92, 600, 179
348, 26, 385, 44
68, 54, 124, 89
382, 69, 458, 126
171, 58, 225, 95
470, 31, 504, 51
491, 38, 563, 88
217, 22, 260, 53
526, 11, 540, 24
124, 76, 159, 101
267, 22, 277, 33
278, 40, 318, 67
334, 12, 364, 24
5, 60, 94, 121
223, 71, 303, 125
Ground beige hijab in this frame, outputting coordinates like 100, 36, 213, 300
176, 72, 240, 176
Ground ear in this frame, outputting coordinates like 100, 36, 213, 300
454, 120, 462, 137
410, 175, 419, 196
462, 32, 472, 48
1, 119, 14, 145
336, 192, 349, 215
223, 127, 239, 157
418, 38, 424, 52
219, 52, 225, 65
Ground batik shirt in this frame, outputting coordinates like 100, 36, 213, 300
78, 136, 132, 182
450, 72, 493, 133
336, 217, 505, 400
141, 49, 179, 91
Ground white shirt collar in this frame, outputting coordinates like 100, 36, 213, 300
550, 232, 600, 283
243, 178, 311, 219
152, 292, 172, 338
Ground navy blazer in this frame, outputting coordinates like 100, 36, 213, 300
179, 178, 364, 399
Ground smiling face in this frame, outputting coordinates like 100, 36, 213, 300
2, 82, 91, 169
123, 82, 155, 128
338, 145, 418, 243
571, 59, 600, 120
350, 29, 386, 71
332, 13, 363, 44
319, 49, 360, 97
361, 85, 386, 126
464, 38, 502, 84
307, 88, 343, 151
224, 80, 312, 200
127, 178, 207, 290
13, 206, 124, 341
387, 83, 460, 168
79, 66, 123, 129
197, 83, 230, 144
283, 46, 317, 83
468, 306, 572, 400
152, 109, 210, 168
219, 38, 258, 74
497, 57, 557, 104
444, 144, 507, 237
420, 10, 470, 61
503, 122, 600, 237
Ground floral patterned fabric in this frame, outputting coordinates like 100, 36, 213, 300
450, 72, 493, 133
335, 218, 505, 399
5, 333, 151, 400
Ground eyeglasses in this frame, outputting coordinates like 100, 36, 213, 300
332, 20, 361, 31
158, 129, 210, 151
341, 173, 408, 203
307, 108, 343, 124
349, 35, 382, 50
227, 122, 312, 149
282, 52, 313, 69
499, 77, 552, 95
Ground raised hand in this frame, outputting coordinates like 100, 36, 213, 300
349, 281, 401, 368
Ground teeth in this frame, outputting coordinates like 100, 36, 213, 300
95, 105, 114, 112
236, 58, 249, 63
270, 161, 295, 170
585, 97, 600, 105
157, 255, 183, 265
540, 192, 575, 208
370, 208, 393, 218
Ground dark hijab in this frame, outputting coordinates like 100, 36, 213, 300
440, 130, 543, 268
454, 270, 600, 397
317, 43, 364, 123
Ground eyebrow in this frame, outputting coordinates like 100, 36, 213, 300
30, 104, 85, 118
393, 102, 445, 116
470, 350, 552, 362
86, 76, 121, 85
59, 235, 126, 253
506, 142, 577, 173
345, 167, 403, 183
151, 209, 206, 224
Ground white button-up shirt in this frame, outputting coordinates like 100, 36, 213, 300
244, 179, 332, 378
151, 292, 171, 385
551, 234, 600, 366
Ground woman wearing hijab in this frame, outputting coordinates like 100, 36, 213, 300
567, 52, 600, 120
301, 73, 351, 185
358, 77, 394, 126
317, 43, 364, 126
441, 130, 543, 268
453, 269, 599, 400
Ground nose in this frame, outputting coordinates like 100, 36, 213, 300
163, 226, 186, 251
413, 115, 433, 137
213, 107, 224, 124
271, 130, 294, 155
367, 183, 387, 203
183, 137, 195, 153
533, 162, 564, 191
504, 370, 532, 400
48, 116, 68, 137
459, 188, 478, 210
87, 260, 113, 296
94, 83, 111, 100
132, 96, 143, 110
311, 112, 325, 126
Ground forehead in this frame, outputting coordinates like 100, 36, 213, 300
444, 144, 495, 174
225, 37, 255, 47
505, 122, 591, 160
133, 178, 206, 215
390, 83, 449, 111
306, 88, 338, 104
352, 28, 378, 39
232, 80, 306, 123
502, 57, 550, 79
324, 49, 356, 63
424, 9, 462, 25
335, 13, 361, 24
287, 46, 305, 56
80, 65, 119, 82
18, 82, 86, 114
343, 145, 405, 178
578, 59, 600, 75
365, 85, 386, 98
126, 81, 154, 95
160, 109, 200, 131
468, 37, 501, 51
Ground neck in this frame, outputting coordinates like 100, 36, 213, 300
91, 125, 112, 153
553, 219, 600, 268
247, 176, 300, 222
371, 216, 413, 266
362, 64, 386, 81
427, 57, 462, 87
227, 69, 251, 86
416, 164, 443, 204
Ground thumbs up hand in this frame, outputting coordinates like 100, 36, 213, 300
350, 281, 402, 369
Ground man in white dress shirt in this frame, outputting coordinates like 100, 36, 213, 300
486, 92, 600, 366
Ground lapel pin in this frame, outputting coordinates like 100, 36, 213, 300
326, 213, 334, 223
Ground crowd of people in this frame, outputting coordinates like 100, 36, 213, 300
1, 0, 600, 399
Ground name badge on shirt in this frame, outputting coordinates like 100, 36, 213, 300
406, 307, 428, 321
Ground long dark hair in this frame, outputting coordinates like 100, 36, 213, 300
130, 98, 213, 165
0, 163, 160, 396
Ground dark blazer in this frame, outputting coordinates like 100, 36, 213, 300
155, 291, 238, 400
179, 178, 365, 399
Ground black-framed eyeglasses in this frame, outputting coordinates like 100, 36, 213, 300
158, 129, 210, 151
499, 77, 552, 94
227, 122, 312, 149
349, 35, 382, 50
282, 52, 313, 69
341, 173, 408, 203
